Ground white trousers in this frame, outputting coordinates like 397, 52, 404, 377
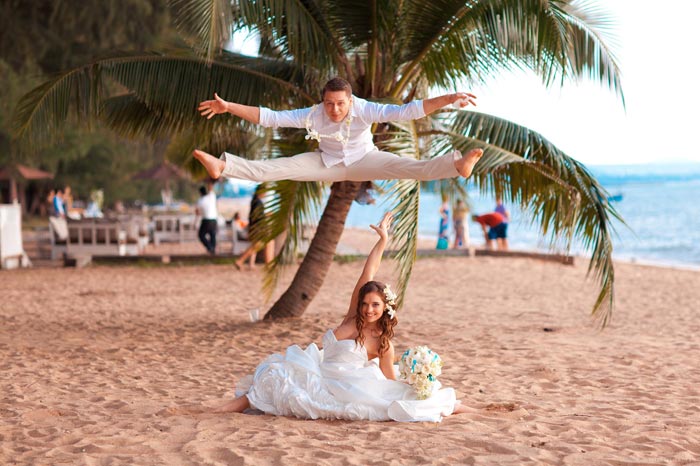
220, 150, 460, 183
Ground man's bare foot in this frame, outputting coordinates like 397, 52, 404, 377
193, 149, 225, 179
453, 148, 484, 178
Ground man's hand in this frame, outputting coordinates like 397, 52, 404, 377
198, 93, 230, 119
423, 92, 477, 115
450, 92, 477, 109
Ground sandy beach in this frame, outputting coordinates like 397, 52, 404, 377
2, 229, 700, 465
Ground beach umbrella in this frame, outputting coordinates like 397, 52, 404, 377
131, 160, 190, 205
0, 163, 54, 206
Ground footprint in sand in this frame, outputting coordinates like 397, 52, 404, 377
158, 406, 207, 416
485, 402, 518, 412
483, 402, 530, 419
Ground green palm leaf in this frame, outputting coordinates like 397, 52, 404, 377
237, 0, 346, 74
13, 50, 315, 149
257, 179, 325, 302
374, 120, 425, 311
447, 110, 622, 325
393, 0, 622, 97
170, 0, 234, 62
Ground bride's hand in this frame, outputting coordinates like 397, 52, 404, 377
369, 211, 393, 241
198, 93, 229, 119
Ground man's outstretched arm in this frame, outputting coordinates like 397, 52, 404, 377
422, 92, 477, 115
198, 93, 261, 124
362, 92, 478, 123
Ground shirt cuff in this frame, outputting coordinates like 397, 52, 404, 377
258, 106, 273, 127
412, 99, 427, 119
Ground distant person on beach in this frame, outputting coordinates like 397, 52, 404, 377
63, 185, 73, 215
192, 77, 484, 183
472, 212, 508, 251
452, 199, 469, 249
354, 181, 377, 205
52, 188, 65, 218
113, 200, 126, 214
230, 212, 249, 241
196, 183, 218, 255
234, 186, 268, 270
63, 185, 83, 220
495, 196, 510, 224
46, 189, 56, 216
437, 195, 450, 250
211, 212, 471, 421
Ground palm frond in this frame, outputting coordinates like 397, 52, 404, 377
393, 0, 622, 98
170, 0, 234, 61
102, 93, 185, 140
161, 130, 210, 177
383, 179, 420, 311
103, 92, 268, 153
394, 0, 484, 92
326, 0, 404, 91
256, 179, 325, 302
237, 0, 346, 75
12, 65, 105, 150
445, 110, 622, 325
105, 51, 315, 116
373, 120, 426, 311
549, 0, 624, 100
13, 51, 315, 149
240, 130, 326, 302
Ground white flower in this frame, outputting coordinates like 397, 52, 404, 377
304, 104, 353, 146
305, 130, 321, 142
382, 284, 398, 319
383, 285, 397, 302
398, 345, 443, 400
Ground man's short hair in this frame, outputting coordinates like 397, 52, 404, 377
322, 77, 352, 99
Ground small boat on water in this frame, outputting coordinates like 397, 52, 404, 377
608, 193, 624, 202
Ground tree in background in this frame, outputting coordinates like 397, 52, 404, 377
0, 0, 170, 74
0, 0, 178, 210
14, 0, 624, 326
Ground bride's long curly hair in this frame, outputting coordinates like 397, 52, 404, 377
355, 281, 398, 356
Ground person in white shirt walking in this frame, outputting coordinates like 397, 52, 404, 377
193, 77, 483, 183
196, 182, 218, 255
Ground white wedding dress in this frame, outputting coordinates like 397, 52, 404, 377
235, 329, 457, 422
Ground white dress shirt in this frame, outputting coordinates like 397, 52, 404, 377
258, 96, 426, 167
197, 191, 218, 220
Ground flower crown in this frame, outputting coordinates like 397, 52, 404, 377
383, 285, 397, 319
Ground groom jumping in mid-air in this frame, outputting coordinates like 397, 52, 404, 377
193, 77, 483, 183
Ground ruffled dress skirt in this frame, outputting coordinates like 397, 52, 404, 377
235, 330, 456, 422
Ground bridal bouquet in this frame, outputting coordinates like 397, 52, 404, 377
398, 346, 443, 400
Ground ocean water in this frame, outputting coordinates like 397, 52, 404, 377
343, 163, 700, 269
222, 163, 700, 269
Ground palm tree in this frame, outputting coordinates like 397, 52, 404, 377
13, 0, 623, 326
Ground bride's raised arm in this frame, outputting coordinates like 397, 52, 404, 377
340, 212, 393, 326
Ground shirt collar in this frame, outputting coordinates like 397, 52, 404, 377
349, 95, 358, 119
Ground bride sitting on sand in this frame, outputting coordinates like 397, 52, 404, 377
215, 212, 470, 422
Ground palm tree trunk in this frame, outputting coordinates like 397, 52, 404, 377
264, 181, 361, 319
